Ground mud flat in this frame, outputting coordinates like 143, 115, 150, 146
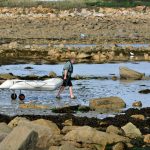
1, 7, 150, 64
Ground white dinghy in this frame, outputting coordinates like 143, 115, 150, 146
0, 78, 63, 100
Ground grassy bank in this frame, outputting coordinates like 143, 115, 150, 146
0, 0, 150, 9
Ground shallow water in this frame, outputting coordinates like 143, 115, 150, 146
0, 61, 149, 77
0, 62, 150, 117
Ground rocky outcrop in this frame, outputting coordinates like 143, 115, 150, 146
0, 123, 12, 134
64, 126, 130, 146
89, 96, 126, 112
106, 125, 125, 136
0, 126, 38, 150
18, 120, 61, 149
144, 134, 150, 144
131, 114, 145, 120
132, 101, 142, 107
121, 122, 142, 138
32, 119, 60, 134
119, 67, 145, 80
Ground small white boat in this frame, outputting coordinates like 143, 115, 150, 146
10, 78, 63, 91
0, 78, 63, 100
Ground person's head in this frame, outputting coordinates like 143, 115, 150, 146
70, 57, 75, 64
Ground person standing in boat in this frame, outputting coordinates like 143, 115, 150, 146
56, 58, 75, 99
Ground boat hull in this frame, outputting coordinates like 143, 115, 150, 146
0, 78, 63, 91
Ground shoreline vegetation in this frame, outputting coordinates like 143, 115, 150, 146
0, 0, 150, 9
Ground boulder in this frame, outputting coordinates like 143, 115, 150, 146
19, 104, 49, 109
121, 122, 142, 138
32, 119, 60, 134
119, 67, 144, 80
139, 89, 150, 94
89, 96, 126, 112
18, 121, 61, 149
0, 132, 8, 143
61, 126, 80, 134
8, 42, 18, 49
144, 134, 150, 144
49, 71, 57, 78
64, 126, 130, 146
131, 114, 145, 120
112, 142, 127, 150
0, 73, 16, 80
0, 126, 38, 150
8, 117, 30, 128
0, 122, 12, 134
106, 125, 125, 136
132, 101, 142, 107
62, 119, 73, 126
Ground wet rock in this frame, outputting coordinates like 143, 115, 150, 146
132, 101, 142, 107
49, 71, 57, 78
52, 105, 80, 113
144, 134, 150, 144
112, 76, 118, 81
78, 106, 90, 112
24, 66, 33, 70
106, 125, 125, 136
112, 142, 127, 150
0, 126, 38, 150
131, 114, 145, 120
64, 126, 130, 146
0, 73, 16, 80
19, 104, 50, 109
8, 117, 30, 128
121, 122, 142, 138
89, 96, 126, 112
119, 67, 144, 80
139, 89, 150, 94
32, 119, 60, 134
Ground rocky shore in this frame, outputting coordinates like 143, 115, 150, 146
0, 107, 149, 150
0, 6, 150, 64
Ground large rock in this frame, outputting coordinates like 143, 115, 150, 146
8, 117, 30, 128
64, 126, 130, 146
106, 125, 125, 136
32, 119, 60, 134
0, 122, 12, 134
49, 71, 57, 78
121, 122, 142, 138
0, 126, 38, 150
119, 67, 145, 80
0, 132, 8, 143
144, 134, 150, 144
132, 101, 142, 107
131, 114, 145, 120
112, 142, 127, 150
61, 126, 80, 135
89, 96, 126, 112
18, 121, 61, 149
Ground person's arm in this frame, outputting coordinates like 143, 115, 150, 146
64, 70, 68, 80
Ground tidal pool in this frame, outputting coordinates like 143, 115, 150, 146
0, 62, 150, 117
